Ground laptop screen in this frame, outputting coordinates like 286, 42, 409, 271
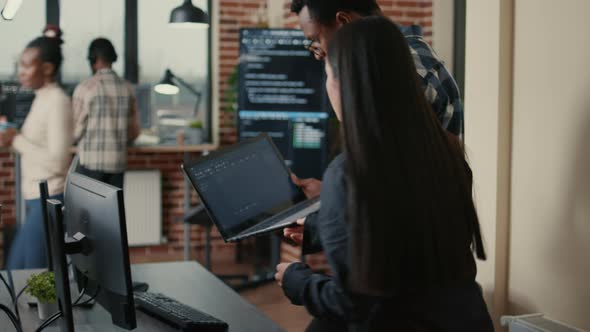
185, 135, 307, 238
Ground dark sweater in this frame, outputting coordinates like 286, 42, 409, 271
281, 154, 494, 331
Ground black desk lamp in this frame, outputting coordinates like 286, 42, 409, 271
154, 69, 202, 118
169, 0, 209, 28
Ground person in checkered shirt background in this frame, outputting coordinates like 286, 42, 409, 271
72, 38, 140, 188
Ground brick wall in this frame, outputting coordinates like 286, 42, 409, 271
280, 0, 434, 268
219, 0, 269, 146
0, 151, 16, 266
379, 0, 433, 41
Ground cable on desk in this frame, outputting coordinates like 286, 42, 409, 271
34, 289, 100, 332
0, 303, 23, 332
74, 286, 100, 307
1, 270, 21, 325
0, 273, 15, 303
35, 311, 62, 332
14, 284, 28, 306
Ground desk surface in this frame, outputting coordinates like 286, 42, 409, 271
0, 262, 284, 332
65, 143, 218, 154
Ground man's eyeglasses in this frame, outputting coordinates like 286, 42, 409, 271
302, 38, 323, 57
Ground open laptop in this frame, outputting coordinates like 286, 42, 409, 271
182, 133, 321, 242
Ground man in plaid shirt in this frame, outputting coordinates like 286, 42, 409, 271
293, 0, 463, 139
73, 38, 140, 188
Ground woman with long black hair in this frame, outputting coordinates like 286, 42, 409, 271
275, 17, 493, 331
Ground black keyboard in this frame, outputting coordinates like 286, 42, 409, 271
135, 291, 228, 332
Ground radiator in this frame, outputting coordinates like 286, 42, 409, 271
123, 170, 162, 246
501, 314, 586, 332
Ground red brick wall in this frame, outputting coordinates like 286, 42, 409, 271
219, 0, 269, 146
379, 0, 433, 41
0, 151, 16, 266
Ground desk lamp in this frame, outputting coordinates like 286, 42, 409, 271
154, 69, 202, 119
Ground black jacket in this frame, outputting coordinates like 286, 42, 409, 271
281, 154, 494, 331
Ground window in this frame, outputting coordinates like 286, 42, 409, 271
59, 0, 124, 82
138, 0, 210, 135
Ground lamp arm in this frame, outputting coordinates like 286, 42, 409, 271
172, 75, 203, 118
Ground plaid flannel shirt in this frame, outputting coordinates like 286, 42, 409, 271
400, 25, 464, 138
73, 68, 137, 173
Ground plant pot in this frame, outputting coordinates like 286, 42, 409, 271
185, 128, 203, 145
37, 300, 58, 320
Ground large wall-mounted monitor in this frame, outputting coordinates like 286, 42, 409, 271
238, 28, 330, 179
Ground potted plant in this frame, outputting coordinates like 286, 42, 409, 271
26, 271, 58, 319
185, 120, 204, 145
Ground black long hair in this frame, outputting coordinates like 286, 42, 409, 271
327, 17, 486, 296
26, 25, 64, 77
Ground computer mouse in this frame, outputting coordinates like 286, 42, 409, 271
132, 281, 149, 292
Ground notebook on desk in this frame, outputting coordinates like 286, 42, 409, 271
182, 133, 320, 242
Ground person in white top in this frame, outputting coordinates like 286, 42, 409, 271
0, 25, 73, 269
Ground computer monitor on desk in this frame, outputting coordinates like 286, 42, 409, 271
46, 172, 136, 331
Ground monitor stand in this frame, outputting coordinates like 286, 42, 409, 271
47, 199, 92, 332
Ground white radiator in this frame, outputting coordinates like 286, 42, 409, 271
123, 170, 162, 246
501, 314, 586, 332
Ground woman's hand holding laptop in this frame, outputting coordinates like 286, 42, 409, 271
290, 174, 322, 199
283, 217, 306, 245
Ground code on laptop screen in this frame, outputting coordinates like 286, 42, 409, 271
187, 136, 306, 235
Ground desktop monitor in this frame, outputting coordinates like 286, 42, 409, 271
46, 172, 137, 331
238, 28, 331, 179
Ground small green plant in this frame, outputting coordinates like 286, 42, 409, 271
188, 120, 203, 129
26, 271, 57, 303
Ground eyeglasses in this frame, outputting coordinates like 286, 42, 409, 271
302, 38, 324, 57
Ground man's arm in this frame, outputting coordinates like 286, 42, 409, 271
72, 84, 89, 144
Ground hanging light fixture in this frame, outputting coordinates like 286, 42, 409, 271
169, 0, 209, 28
1, 0, 24, 20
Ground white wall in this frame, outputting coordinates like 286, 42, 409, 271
466, 0, 590, 330
432, 0, 454, 73
464, 1, 514, 330
464, 0, 502, 303
509, 0, 590, 329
